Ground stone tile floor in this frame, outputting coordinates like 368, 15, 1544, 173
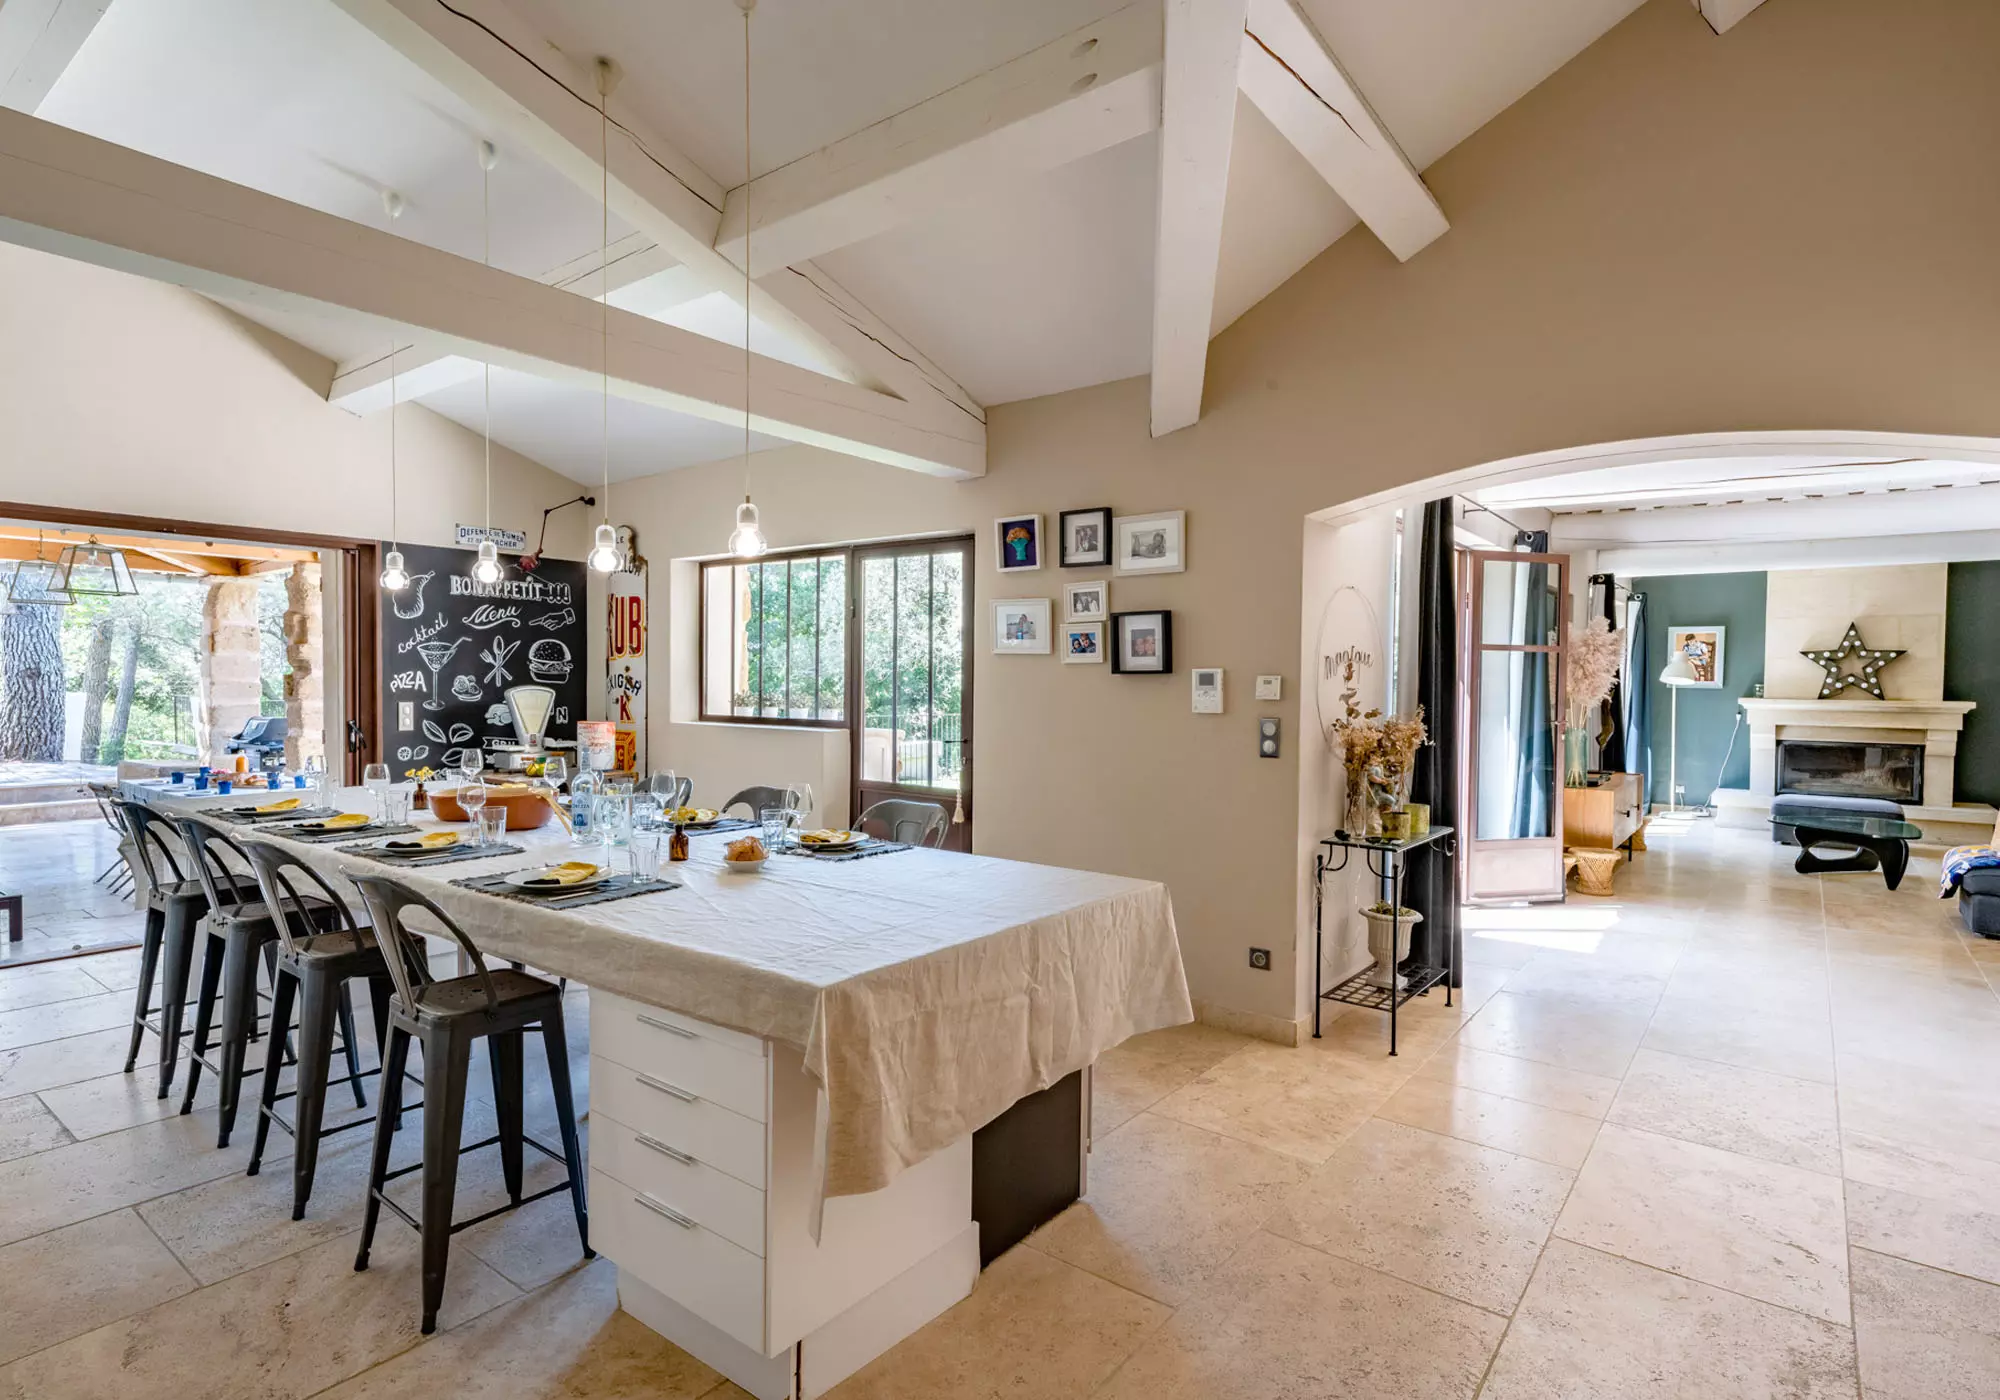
0, 820, 1996, 1396
0, 818, 146, 967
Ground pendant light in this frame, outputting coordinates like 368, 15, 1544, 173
729, 0, 768, 559
379, 189, 411, 592
586, 58, 623, 576
6, 530, 74, 607
471, 140, 505, 587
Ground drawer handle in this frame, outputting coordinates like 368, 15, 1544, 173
636, 1072, 699, 1103
636, 1132, 697, 1165
633, 1193, 697, 1229
637, 1013, 699, 1040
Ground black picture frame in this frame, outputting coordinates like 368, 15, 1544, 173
1111, 609, 1173, 675
1058, 507, 1113, 568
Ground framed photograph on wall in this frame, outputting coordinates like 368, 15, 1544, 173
994, 515, 1043, 572
993, 598, 1052, 654
1062, 623, 1104, 663
1667, 625, 1725, 688
1058, 508, 1112, 567
1063, 580, 1108, 622
1113, 510, 1186, 575
1112, 610, 1173, 674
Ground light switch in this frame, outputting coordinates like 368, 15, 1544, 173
1255, 675, 1283, 701
1258, 717, 1281, 758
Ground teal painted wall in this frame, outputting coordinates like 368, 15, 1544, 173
1947, 561, 2000, 807
1634, 571, 1768, 805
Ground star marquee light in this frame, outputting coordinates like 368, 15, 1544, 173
1801, 621, 1905, 700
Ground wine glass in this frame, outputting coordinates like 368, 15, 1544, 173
536, 755, 569, 830
459, 777, 488, 844
786, 782, 814, 842
458, 746, 482, 787
363, 763, 390, 822
652, 769, 679, 825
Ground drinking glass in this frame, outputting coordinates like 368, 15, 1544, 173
383, 790, 411, 826
602, 779, 634, 848
459, 779, 488, 842
476, 806, 508, 848
760, 806, 788, 852
363, 763, 391, 821
628, 830, 661, 879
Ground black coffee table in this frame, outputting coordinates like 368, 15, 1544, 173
1769, 806, 1922, 890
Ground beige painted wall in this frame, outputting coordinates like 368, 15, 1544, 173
1765, 565, 1948, 701
606, 0, 2000, 1034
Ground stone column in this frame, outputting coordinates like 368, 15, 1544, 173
196, 577, 264, 765
283, 563, 325, 771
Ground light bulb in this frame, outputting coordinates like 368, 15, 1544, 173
471, 539, 503, 584
380, 548, 410, 591
588, 522, 622, 574
728, 498, 767, 558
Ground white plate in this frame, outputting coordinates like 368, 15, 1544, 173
799, 831, 867, 852
719, 856, 768, 873
504, 867, 609, 893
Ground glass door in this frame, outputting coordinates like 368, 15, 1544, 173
1466, 549, 1569, 902
850, 537, 972, 851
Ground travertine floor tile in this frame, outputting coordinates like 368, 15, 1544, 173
1095, 1230, 1504, 1400
1846, 1179, 2000, 1288
1837, 1050, 2000, 1167
0, 992, 133, 1051
1269, 1118, 1572, 1313
1031, 1111, 1309, 1305
38, 1066, 221, 1141
1610, 1048, 1841, 1173
1456, 992, 1651, 1079
825, 1244, 1166, 1400
0, 1210, 196, 1366
1852, 1247, 2000, 1400
1089, 1023, 1247, 1137
1414, 1042, 1619, 1119
1642, 996, 1836, 1083
1375, 1073, 1599, 1169
0, 1027, 132, 1100
1151, 1042, 1395, 1163
0, 1093, 69, 1164
0, 962, 110, 1013
1556, 1123, 1850, 1324
1482, 1240, 1856, 1400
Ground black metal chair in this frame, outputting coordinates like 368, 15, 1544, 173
170, 813, 348, 1146
857, 798, 951, 848
112, 799, 226, 1096
242, 838, 412, 1219
88, 783, 135, 900
722, 784, 788, 819
348, 873, 590, 1335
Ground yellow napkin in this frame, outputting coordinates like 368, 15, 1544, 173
387, 832, 459, 851
525, 861, 599, 888
318, 813, 371, 830
255, 797, 302, 813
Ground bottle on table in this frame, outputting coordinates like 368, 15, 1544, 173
569, 765, 600, 846
669, 823, 690, 863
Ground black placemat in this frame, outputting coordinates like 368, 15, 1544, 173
678, 817, 760, 837
336, 840, 525, 868
280, 822, 420, 844
210, 804, 341, 825
450, 870, 681, 909
778, 840, 913, 863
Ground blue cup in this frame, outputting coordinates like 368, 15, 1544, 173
217, 779, 233, 795
294, 774, 307, 789
194, 774, 209, 791
170, 772, 185, 785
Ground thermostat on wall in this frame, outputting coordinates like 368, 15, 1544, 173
1255, 675, 1282, 701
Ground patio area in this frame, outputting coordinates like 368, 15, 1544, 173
0, 817, 142, 967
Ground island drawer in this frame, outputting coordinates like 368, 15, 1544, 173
592, 1168, 766, 1350
590, 990, 769, 1123
591, 1054, 768, 1189
592, 1112, 766, 1257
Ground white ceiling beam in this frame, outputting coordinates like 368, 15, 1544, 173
0, 0, 110, 113
716, 4, 1162, 277
328, 231, 678, 413
1238, 0, 1446, 262
327, 0, 984, 444
0, 107, 983, 476
1552, 482, 2000, 549
1596, 530, 2000, 578
1691, 0, 1771, 37
1149, 0, 1248, 438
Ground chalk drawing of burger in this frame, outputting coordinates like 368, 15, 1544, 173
527, 638, 573, 683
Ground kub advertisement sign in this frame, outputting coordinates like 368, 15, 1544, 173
606, 572, 646, 773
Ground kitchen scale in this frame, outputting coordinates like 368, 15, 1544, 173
486, 684, 574, 773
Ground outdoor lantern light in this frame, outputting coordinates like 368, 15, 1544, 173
52, 537, 137, 597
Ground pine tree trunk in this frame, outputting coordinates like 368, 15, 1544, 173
78, 614, 113, 764
0, 600, 66, 761
101, 623, 140, 764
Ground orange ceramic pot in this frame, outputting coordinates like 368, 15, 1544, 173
430, 784, 557, 830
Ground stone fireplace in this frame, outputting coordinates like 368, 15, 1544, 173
1724, 697, 1978, 841
1775, 738, 1924, 804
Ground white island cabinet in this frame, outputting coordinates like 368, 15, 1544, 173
588, 987, 979, 1400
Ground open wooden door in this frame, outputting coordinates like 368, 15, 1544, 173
1466, 550, 1569, 902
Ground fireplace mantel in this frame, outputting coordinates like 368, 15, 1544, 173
1738, 697, 1976, 808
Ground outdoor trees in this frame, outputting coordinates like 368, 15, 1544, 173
0, 597, 66, 761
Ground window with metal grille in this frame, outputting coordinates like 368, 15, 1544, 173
700, 551, 846, 724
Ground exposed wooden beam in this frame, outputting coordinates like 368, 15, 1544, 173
1692, 0, 1771, 36
1239, 0, 1445, 263
0, 524, 318, 564
126, 546, 235, 576
716, 4, 1162, 277
0, 107, 985, 477
327, 0, 984, 437
0, 0, 111, 113
1149, 0, 1248, 438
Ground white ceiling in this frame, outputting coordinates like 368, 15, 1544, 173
1478, 455, 2000, 513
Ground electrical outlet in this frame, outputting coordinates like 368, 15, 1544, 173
397, 701, 414, 730
1248, 947, 1271, 971
1258, 717, 1281, 758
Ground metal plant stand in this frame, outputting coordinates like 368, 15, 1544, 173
1313, 827, 1456, 1055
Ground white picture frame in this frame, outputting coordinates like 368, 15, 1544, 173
1061, 623, 1104, 664
993, 598, 1052, 654
994, 514, 1043, 572
1113, 510, 1186, 575
1063, 580, 1109, 622
1667, 625, 1725, 688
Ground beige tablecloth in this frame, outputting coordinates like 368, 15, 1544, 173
256, 790, 1191, 1199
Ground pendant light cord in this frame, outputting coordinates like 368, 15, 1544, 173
600, 61, 611, 529
482, 145, 492, 535
384, 191, 401, 552
742, 0, 753, 496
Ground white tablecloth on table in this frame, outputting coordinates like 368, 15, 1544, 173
254, 789, 1192, 1199
117, 778, 314, 809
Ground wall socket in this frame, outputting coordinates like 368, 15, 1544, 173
1248, 947, 1271, 971
397, 701, 414, 731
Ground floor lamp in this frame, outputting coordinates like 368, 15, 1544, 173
1660, 650, 1699, 815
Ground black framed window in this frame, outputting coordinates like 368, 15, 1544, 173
701, 550, 847, 724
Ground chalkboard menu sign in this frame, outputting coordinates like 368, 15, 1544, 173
379, 542, 586, 779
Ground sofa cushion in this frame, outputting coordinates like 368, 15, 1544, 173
1959, 866, 2000, 897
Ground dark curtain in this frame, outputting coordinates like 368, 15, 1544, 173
1509, 531, 1553, 839
1593, 573, 1626, 771
1624, 592, 1653, 807
1407, 499, 1461, 985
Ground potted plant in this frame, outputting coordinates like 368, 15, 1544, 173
1325, 658, 1427, 837
1358, 900, 1423, 989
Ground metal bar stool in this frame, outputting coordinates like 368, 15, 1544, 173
242, 839, 416, 1219
171, 813, 352, 1147
112, 799, 223, 1098
349, 873, 590, 1335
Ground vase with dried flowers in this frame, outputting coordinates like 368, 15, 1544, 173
1326, 658, 1428, 837
1563, 616, 1625, 787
